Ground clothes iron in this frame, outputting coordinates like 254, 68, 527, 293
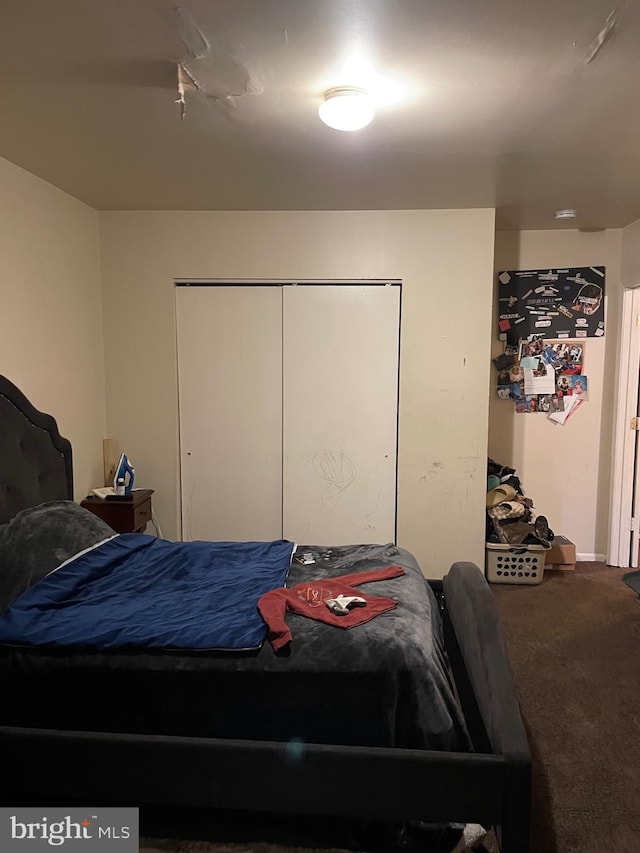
114, 453, 135, 496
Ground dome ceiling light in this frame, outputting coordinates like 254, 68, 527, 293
555, 209, 577, 220
318, 87, 375, 132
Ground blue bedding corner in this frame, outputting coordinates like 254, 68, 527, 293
0, 535, 295, 651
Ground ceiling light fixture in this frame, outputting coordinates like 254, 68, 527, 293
555, 209, 577, 220
318, 87, 375, 131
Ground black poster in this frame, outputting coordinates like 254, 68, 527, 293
497, 266, 605, 339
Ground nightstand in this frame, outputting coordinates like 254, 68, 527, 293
80, 489, 154, 534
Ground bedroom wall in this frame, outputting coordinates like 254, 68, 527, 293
621, 216, 640, 287
99, 209, 496, 575
490, 228, 622, 560
0, 156, 106, 499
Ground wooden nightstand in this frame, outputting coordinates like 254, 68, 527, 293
80, 489, 154, 534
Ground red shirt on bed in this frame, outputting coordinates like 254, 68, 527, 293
258, 566, 405, 652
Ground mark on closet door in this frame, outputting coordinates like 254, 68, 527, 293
184, 488, 194, 541
312, 449, 356, 507
299, 521, 311, 541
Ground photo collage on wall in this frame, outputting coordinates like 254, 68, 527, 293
494, 266, 604, 424
495, 337, 588, 423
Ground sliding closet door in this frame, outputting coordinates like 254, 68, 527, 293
282, 284, 400, 545
176, 286, 282, 541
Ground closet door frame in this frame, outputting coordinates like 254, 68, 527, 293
175, 279, 402, 543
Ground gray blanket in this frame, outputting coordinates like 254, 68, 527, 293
0, 500, 114, 613
0, 502, 469, 753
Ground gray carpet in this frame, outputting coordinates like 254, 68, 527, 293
622, 569, 640, 596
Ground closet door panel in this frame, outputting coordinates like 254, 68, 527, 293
282, 285, 400, 544
176, 286, 282, 541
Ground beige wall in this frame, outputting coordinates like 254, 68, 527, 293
0, 157, 106, 499
621, 217, 640, 287
0, 155, 626, 564
100, 209, 496, 575
491, 229, 622, 558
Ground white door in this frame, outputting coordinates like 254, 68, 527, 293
282, 284, 400, 544
631, 403, 640, 569
176, 285, 283, 541
609, 286, 640, 567
176, 282, 400, 545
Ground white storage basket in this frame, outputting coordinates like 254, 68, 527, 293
485, 542, 547, 585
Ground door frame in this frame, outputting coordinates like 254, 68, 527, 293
608, 285, 640, 566
174, 278, 402, 542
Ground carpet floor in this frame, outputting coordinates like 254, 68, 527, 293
140, 835, 497, 853
142, 562, 640, 853
140, 815, 498, 853
492, 562, 640, 853
140, 844, 355, 853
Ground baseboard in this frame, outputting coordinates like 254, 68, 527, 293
577, 553, 606, 562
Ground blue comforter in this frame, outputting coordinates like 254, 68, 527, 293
0, 535, 295, 651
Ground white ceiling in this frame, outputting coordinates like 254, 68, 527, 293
1, 0, 639, 229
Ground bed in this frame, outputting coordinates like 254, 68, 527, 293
0, 374, 531, 851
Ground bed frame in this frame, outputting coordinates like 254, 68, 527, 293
0, 374, 531, 851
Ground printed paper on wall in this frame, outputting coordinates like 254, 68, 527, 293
497, 267, 605, 338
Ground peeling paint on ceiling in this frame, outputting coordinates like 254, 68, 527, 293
0, 0, 639, 229
584, 8, 618, 63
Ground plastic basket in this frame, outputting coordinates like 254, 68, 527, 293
485, 542, 547, 585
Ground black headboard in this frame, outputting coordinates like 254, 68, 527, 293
0, 375, 73, 524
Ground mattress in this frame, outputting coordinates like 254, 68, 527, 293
0, 508, 469, 752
